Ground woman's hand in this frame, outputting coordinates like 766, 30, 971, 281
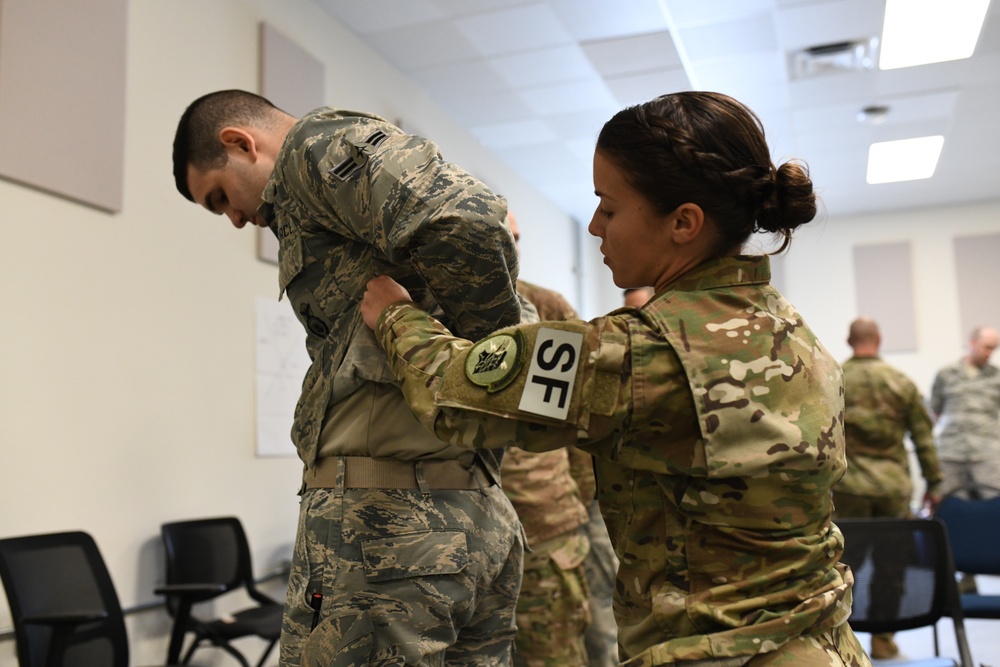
362, 275, 413, 329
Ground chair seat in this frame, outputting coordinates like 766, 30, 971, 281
959, 593, 1000, 619
204, 602, 284, 640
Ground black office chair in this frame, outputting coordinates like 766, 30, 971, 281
0, 530, 161, 667
157, 517, 282, 667
935, 490, 1000, 621
837, 517, 974, 667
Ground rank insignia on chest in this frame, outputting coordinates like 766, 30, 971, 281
465, 330, 525, 392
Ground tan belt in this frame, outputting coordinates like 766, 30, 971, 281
304, 456, 488, 490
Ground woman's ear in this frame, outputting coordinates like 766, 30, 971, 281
669, 203, 705, 244
218, 127, 259, 160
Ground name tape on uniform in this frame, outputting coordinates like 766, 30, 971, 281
518, 327, 583, 421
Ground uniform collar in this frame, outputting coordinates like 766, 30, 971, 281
662, 254, 771, 294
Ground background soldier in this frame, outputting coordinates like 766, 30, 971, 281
833, 316, 942, 660
931, 325, 1000, 499
505, 212, 602, 666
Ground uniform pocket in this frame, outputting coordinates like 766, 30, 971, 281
300, 609, 377, 666
361, 530, 468, 582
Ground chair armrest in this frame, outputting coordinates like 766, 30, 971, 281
22, 610, 109, 626
155, 583, 227, 598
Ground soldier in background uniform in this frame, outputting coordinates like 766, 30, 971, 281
930, 325, 1000, 499
172, 90, 526, 666
833, 316, 942, 660
505, 212, 613, 666
623, 287, 654, 308
362, 91, 871, 665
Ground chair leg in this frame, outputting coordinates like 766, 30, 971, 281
255, 638, 279, 667
933, 622, 940, 656
217, 642, 252, 667
181, 639, 206, 665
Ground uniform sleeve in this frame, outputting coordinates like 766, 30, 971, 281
374, 301, 630, 455
929, 371, 945, 418
566, 446, 597, 502
906, 384, 943, 492
303, 116, 521, 339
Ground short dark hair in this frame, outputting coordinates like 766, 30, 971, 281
596, 91, 817, 256
172, 90, 281, 201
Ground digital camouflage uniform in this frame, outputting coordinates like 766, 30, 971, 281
374, 255, 871, 666
930, 360, 1000, 497
261, 108, 526, 666
507, 279, 594, 667
833, 356, 942, 657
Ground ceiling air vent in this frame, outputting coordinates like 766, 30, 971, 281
789, 38, 878, 79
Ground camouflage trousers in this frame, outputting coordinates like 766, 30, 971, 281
581, 502, 619, 667
280, 478, 523, 666
513, 529, 591, 667
620, 624, 872, 667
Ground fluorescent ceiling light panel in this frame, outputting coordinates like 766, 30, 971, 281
867, 136, 944, 184
880, 0, 990, 70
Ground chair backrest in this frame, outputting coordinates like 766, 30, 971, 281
837, 518, 974, 667
0, 531, 129, 667
935, 493, 1000, 575
838, 518, 954, 633
160, 517, 256, 614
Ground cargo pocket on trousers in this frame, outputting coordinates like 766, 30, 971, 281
301, 610, 376, 667
361, 530, 468, 582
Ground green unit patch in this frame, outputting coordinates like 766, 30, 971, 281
465, 330, 525, 392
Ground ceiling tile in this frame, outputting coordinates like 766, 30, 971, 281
678, 13, 778, 61
438, 90, 535, 127
493, 141, 590, 190
365, 20, 480, 71
543, 108, 614, 141
410, 59, 512, 99
471, 118, 559, 149
793, 90, 960, 133
430, 0, 532, 15
551, 0, 668, 41
691, 50, 787, 91
774, 0, 884, 52
311, 0, 1000, 223
518, 79, 619, 116
314, 0, 443, 34
565, 135, 598, 162
606, 68, 691, 107
454, 4, 574, 57
582, 31, 682, 78
666, 0, 777, 28
491, 44, 599, 89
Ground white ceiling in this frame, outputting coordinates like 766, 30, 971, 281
314, 0, 1000, 225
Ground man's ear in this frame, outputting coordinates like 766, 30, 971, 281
219, 127, 258, 160
669, 203, 705, 244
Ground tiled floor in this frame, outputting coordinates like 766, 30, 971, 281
856, 575, 999, 666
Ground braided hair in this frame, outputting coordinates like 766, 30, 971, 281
595, 91, 817, 255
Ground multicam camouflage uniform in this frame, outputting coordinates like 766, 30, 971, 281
507, 280, 594, 666
262, 108, 525, 666
834, 355, 942, 515
930, 359, 1000, 497
833, 356, 942, 657
375, 255, 872, 666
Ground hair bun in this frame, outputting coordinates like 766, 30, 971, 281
756, 161, 816, 234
